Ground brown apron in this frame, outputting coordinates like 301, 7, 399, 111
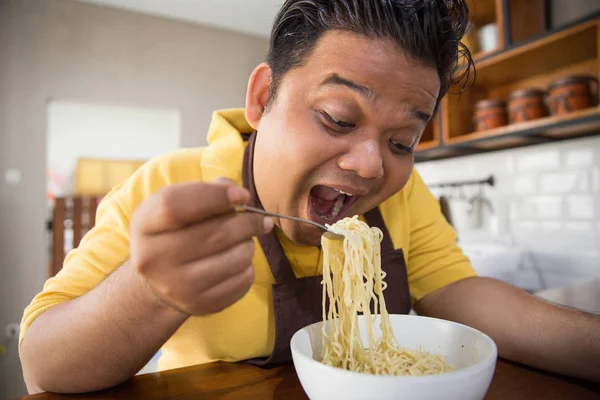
241, 132, 411, 366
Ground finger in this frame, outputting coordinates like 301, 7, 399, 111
184, 239, 256, 293
133, 180, 250, 234
194, 265, 255, 314
141, 211, 272, 267
138, 238, 254, 296
143, 241, 255, 312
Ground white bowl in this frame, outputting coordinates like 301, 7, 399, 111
290, 314, 497, 400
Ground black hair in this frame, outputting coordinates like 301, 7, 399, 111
265, 0, 474, 110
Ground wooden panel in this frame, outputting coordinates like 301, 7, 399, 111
468, 136, 531, 150
472, 49, 500, 62
510, 0, 546, 44
441, 97, 451, 143
89, 196, 99, 228
467, 0, 497, 27
447, 106, 600, 145
541, 117, 600, 138
72, 197, 83, 249
416, 139, 439, 151
486, 58, 597, 99
416, 146, 475, 162
417, 113, 440, 150
447, 20, 599, 140
423, 16, 600, 161
473, 20, 598, 88
51, 198, 66, 278
421, 121, 435, 143
463, 0, 504, 58
598, 20, 600, 77
495, 0, 506, 49
444, 87, 482, 139
49, 195, 103, 277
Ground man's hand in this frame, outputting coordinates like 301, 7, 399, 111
20, 177, 273, 395
415, 277, 600, 383
130, 178, 274, 315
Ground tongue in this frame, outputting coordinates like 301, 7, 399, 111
311, 196, 336, 216
311, 185, 340, 201
310, 186, 345, 218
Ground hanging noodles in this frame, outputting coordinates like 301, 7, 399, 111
320, 215, 454, 376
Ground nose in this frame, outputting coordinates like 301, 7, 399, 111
337, 139, 384, 180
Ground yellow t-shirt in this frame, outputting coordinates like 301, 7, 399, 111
20, 108, 475, 371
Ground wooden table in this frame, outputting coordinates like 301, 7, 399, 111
16, 358, 600, 400
17, 280, 600, 400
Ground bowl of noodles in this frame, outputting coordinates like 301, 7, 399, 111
291, 314, 497, 400
290, 216, 498, 400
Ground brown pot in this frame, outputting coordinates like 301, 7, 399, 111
546, 74, 599, 116
473, 98, 507, 131
507, 88, 547, 124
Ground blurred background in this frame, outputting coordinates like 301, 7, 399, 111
1, 1, 599, 398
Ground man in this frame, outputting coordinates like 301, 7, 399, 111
20, 0, 600, 394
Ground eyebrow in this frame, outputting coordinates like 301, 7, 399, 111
320, 73, 432, 124
321, 73, 374, 101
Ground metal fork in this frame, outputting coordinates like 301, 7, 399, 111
237, 205, 344, 241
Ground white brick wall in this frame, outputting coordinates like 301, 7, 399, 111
593, 167, 600, 193
567, 195, 595, 219
417, 135, 600, 254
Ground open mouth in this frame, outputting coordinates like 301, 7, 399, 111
308, 185, 362, 226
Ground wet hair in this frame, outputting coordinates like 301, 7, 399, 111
265, 0, 474, 110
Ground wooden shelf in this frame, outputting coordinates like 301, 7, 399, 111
509, 0, 547, 44
416, 107, 600, 162
461, 0, 506, 56
443, 17, 599, 141
450, 106, 600, 143
416, 113, 441, 151
473, 20, 597, 88
467, 0, 498, 28
472, 49, 500, 62
415, 2, 600, 162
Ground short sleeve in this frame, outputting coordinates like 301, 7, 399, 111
405, 170, 477, 302
19, 148, 204, 349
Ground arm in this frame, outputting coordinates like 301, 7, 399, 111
414, 276, 600, 382
19, 174, 270, 394
403, 170, 600, 381
20, 261, 188, 394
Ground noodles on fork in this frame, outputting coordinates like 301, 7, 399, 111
320, 215, 454, 376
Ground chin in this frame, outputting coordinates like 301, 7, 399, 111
280, 220, 323, 246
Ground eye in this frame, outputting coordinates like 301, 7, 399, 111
320, 111, 356, 130
389, 138, 415, 155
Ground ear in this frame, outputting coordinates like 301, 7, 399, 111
245, 62, 272, 130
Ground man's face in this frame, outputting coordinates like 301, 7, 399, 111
251, 30, 440, 246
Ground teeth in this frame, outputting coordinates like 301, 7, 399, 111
331, 195, 344, 218
334, 188, 354, 196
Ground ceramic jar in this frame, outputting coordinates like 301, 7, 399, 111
507, 88, 547, 123
473, 98, 507, 131
546, 74, 599, 116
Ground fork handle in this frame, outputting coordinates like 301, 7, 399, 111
237, 205, 331, 233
